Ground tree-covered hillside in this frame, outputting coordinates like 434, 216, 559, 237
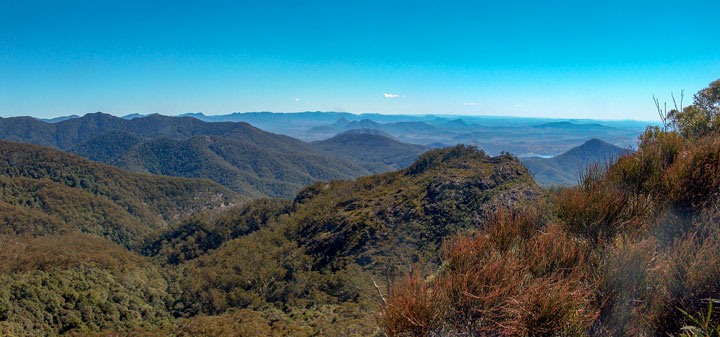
2, 80, 719, 336
0, 112, 309, 151
0, 112, 402, 199
0, 144, 539, 336
0, 140, 240, 248
311, 130, 431, 170
68, 132, 378, 199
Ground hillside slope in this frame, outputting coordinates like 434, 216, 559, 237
0, 144, 540, 336
135, 145, 541, 330
0, 112, 311, 150
311, 130, 431, 170
0, 140, 240, 247
521, 138, 631, 186
0, 112, 388, 199
69, 132, 377, 199
287, 145, 541, 273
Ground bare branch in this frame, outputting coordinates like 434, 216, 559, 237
371, 275, 387, 306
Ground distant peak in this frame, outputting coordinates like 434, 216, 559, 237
330, 117, 350, 127
582, 138, 607, 145
181, 112, 206, 117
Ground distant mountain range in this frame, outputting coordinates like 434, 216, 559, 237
0, 113, 431, 198
69, 131, 379, 198
35, 114, 80, 123
167, 111, 649, 156
521, 139, 632, 186
26, 111, 652, 157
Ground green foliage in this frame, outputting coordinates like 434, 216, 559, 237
668, 79, 720, 139
69, 131, 380, 199
678, 300, 720, 337
0, 112, 385, 199
0, 266, 172, 336
311, 132, 430, 171
287, 145, 540, 274
0, 140, 240, 248
143, 198, 292, 264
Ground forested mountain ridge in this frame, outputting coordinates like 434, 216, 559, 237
0, 112, 395, 199
286, 145, 541, 273
0, 140, 240, 248
141, 145, 540, 272
0, 112, 306, 150
69, 132, 377, 198
0, 144, 540, 336
310, 130, 431, 170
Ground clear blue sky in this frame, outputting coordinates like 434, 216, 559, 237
1, 0, 718, 120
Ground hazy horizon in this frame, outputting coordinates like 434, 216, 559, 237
2, 1, 718, 120
18, 110, 663, 123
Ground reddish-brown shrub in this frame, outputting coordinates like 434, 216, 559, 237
641, 232, 720, 335
525, 223, 587, 278
556, 177, 629, 245
384, 207, 599, 336
592, 238, 655, 335
382, 272, 443, 336
507, 276, 598, 337
484, 207, 544, 252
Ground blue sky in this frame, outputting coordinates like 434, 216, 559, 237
1, 0, 718, 120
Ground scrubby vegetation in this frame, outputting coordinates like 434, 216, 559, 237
2, 80, 719, 336
382, 78, 720, 336
0, 140, 537, 336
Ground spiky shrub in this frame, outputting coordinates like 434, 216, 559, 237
507, 276, 597, 337
381, 208, 598, 336
555, 162, 631, 245
381, 273, 442, 336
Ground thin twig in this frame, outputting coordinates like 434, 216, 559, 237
372, 275, 387, 305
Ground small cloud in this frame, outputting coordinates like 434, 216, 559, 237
383, 93, 399, 98
515, 104, 522, 108
295, 98, 300, 102
463, 102, 477, 106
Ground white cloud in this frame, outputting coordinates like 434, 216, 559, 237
463, 102, 477, 106
295, 98, 300, 102
515, 104, 522, 108
383, 93, 399, 98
